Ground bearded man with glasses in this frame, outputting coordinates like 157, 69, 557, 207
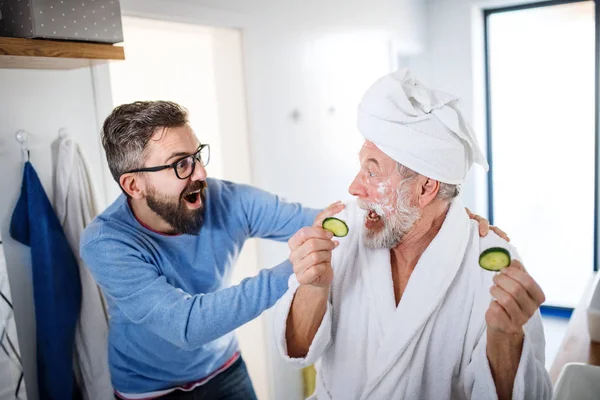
80, 100, 499, 400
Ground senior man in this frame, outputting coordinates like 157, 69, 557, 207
274, 69, 551, 400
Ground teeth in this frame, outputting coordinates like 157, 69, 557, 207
367, 210, 381, 221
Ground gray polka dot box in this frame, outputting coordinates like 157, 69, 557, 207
0, 0, 123, 44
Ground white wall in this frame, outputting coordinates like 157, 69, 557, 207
106, 17, 225, 201
211, 28, 272, 400
0, 68, 107, 400
423, 0, 549, 215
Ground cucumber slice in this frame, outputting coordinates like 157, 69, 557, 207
479, 247, 511, 271
322, 217, 349, 237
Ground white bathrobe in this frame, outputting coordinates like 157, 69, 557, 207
274, 198, 552, 400
54, 135, 113, 400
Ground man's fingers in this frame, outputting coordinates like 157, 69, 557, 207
466, 207, 510, 241
464, 208, 491, 237
294, 250, 333, 276
290, 238, 337, 265
490, 285, 528, 326
490, 226, 510, 242
288, 226, 333, 250
486, 300, 515, 333
314, 201, 345, 227
509, 259, 525, 271
297, 262, 332, 286
478, 218, 490, 237
501, 263, 546, 305
493, 273, 539, 318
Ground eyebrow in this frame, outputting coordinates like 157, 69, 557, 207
366, 158, 380, 167
164, 144, 201, 164
165, 151, 190, 164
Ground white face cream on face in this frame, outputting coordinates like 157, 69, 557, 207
377, 182, 389, 195
351, 141, 421, 248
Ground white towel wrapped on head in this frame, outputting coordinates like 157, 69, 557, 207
357, 68, 489, 184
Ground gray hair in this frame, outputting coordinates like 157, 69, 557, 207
101, 100, 189, 183
396, 163, 460, 202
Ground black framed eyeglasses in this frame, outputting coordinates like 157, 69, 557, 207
124, 144, 210, 180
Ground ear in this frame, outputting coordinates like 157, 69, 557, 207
120, 173, 145, 199
417, 177, 440, 207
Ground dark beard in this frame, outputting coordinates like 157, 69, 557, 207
146, 180, 207, 235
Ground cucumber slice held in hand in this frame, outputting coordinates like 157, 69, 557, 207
479, 247, 511, 271
322, 217, 349, 237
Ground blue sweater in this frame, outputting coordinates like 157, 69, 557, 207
80, 178, 318, 393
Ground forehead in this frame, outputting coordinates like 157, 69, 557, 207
145, 124, 198, 159
359, 140, 396, 165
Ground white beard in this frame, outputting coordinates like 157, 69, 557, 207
361, 182, 421, 249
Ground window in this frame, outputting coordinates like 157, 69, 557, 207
484, 0, 597, 308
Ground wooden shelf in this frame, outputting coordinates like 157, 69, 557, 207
0, 37, 124, 70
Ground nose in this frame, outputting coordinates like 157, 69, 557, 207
191, 161, 207, 181
348, 174, 367, 198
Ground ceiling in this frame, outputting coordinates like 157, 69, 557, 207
170, 0, 281, 13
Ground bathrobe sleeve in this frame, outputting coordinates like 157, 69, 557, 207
464, 311, 552, 400
273, 273, 333, 368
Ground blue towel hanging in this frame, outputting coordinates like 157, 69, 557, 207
10, 162, 81, 400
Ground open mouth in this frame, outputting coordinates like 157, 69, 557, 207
183, 189, 202, 208
367, 209, 382, 223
